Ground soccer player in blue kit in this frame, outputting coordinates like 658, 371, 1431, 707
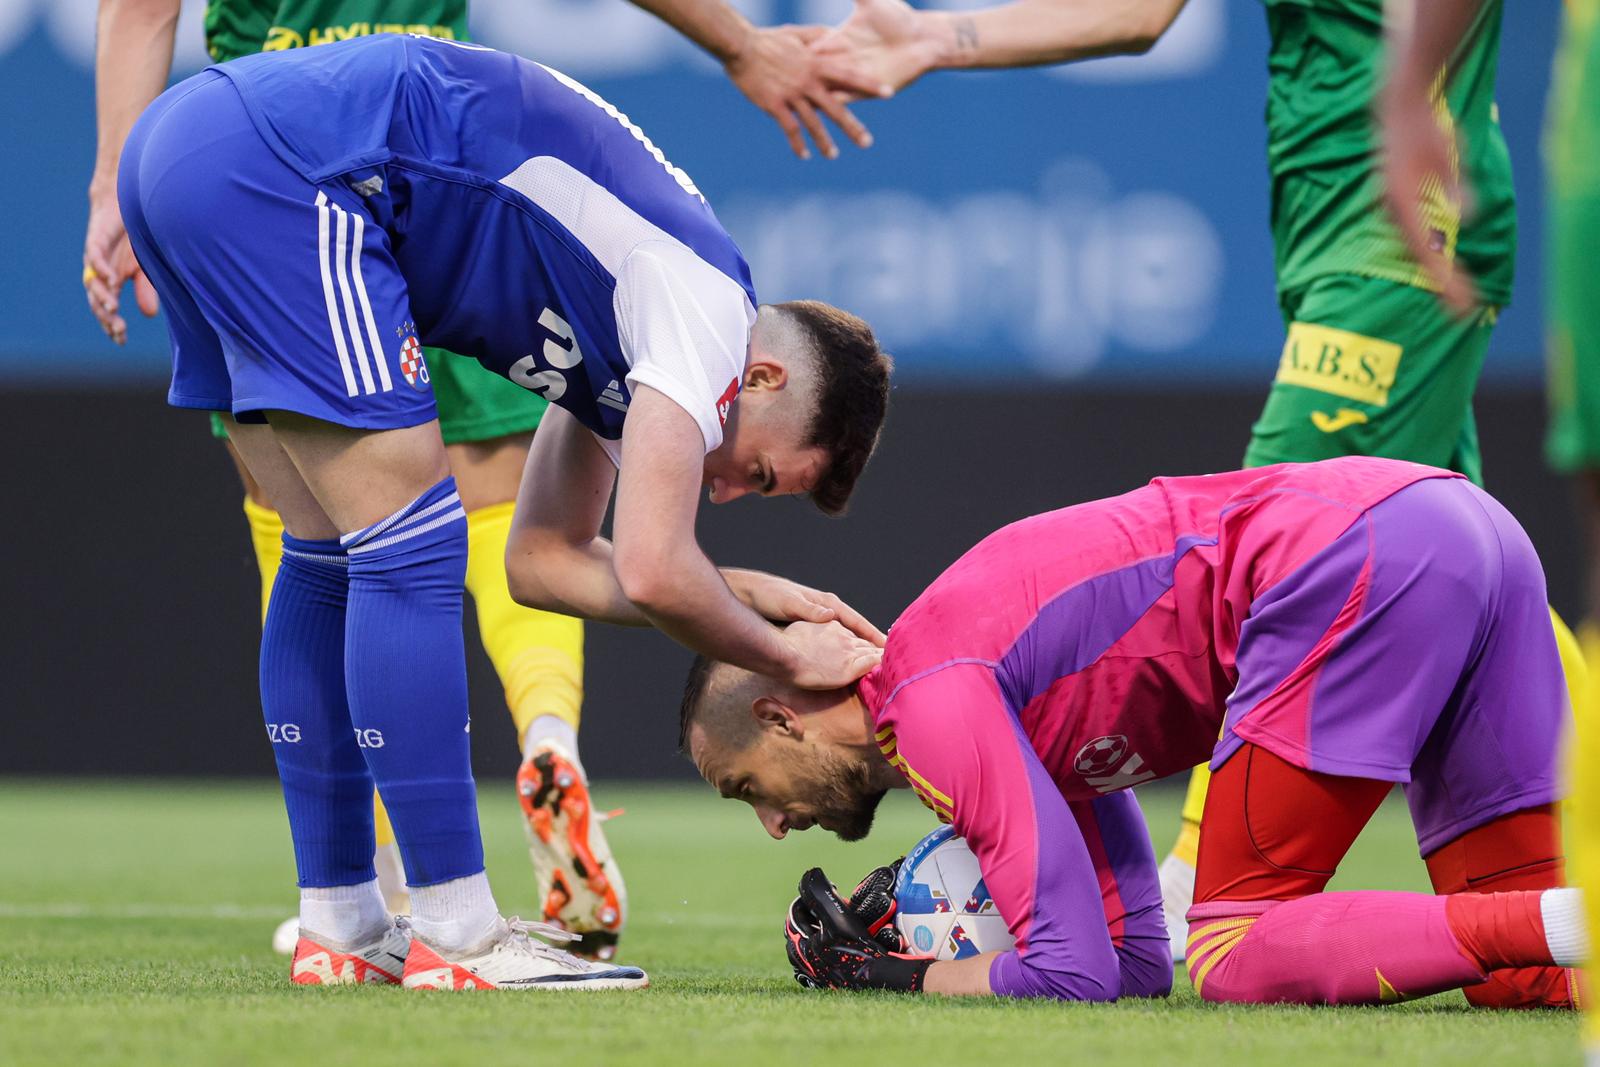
118, 33, 892, 990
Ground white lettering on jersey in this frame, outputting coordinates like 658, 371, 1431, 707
536, 63, 703, 201
1083, 752, 1158, 794
509, 307, 587, 401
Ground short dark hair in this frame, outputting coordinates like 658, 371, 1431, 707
775, 301, 892, 516
678, 653, 716, 752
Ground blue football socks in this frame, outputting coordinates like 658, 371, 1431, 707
342, 476, 485, 886
260, 534, 376, 888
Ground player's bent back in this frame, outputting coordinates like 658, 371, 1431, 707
120, 34, 755, 456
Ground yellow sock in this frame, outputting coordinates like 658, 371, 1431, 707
1179, 760, 1211, 827
465, 501, 585, 746
1572, 631, 1600, 1048
243, 496, 284, 624
373, 792, 396, 848
1166, 762, 1210, 867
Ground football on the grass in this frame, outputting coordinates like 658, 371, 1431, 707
893, 826, 1015, 960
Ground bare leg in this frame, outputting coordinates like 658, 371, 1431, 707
447, 433, 533, 512
261, 413, 449, 534
222, 420, 337, 539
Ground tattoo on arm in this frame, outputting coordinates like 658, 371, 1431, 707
954, 17, 978, 53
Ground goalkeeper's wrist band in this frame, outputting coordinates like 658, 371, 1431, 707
868, 955, 934, 993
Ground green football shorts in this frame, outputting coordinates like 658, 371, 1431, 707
207, 347, 547, 444
1243, 274, 1497, 486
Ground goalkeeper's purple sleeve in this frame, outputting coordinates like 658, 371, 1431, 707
879, 664, 1153, 1000
1071, 792, 1172, 999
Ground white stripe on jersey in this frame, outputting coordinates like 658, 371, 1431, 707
331, 206, 379, 395
497, 156, 691, 276
348, 211, 394, 393
314, 192, 360, 398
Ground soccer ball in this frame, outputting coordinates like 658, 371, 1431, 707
893, 826, 1015, 960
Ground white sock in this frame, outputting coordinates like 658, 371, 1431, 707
373, 842, 410, 915
408, 871, 501, 953
1540, 887, 1588, 966
300, 879, 388, 948
523, 715, 584, 778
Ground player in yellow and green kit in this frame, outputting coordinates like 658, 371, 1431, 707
804, 0, 1581, 1002
1382, 0, 1600, 1049
81, 0, 887, 958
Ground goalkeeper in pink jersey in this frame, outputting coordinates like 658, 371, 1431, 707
681, 457, 1587, 1003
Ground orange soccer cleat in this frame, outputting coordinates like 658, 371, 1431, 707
516, 745, 628, 960
290, 918, 411, 986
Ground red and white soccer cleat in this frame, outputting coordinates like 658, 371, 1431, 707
401, 917, 648, 991
290, 917, 412, 986
517, 744, 628, 960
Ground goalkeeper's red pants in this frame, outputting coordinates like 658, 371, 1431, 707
1184, 743, 1578, 1007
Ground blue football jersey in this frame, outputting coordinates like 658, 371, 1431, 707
212, 34, 757, 455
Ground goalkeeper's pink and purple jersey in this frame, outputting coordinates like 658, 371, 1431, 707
856, 457, 1523, 1000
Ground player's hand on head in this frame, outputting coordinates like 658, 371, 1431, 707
785, 867, 931, 991
811, 0, 940, 102
781, 619, 883, 690
83, 191, 160, 345
1377, 75, 1478, 314
723, 24, 886, 160
723, 569, 887, 646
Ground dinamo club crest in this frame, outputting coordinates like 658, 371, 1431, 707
396, 321, 429, 389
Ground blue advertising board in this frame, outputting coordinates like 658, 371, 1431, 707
0, 0, 1561, 385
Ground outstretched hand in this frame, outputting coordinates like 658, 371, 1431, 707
84, 186, 160, 344
811, 0, 945, 102
724, 24, 889, 160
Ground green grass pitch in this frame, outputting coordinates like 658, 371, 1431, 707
0, 779, 1581, 1066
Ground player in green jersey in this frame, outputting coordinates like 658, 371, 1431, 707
1382, 0, 1600, 1051
81, 0, 884, 960
806, 0, 1579, 1008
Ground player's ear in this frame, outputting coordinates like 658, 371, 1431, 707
752, 695, 804, 739
743, 359, 788, 393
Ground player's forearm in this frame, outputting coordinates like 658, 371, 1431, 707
624, 0, 754, 64
506, 531, 651, 626
614, 541, 798, 677
90, 0, 181, 198
1383, 0, 1486, 98
925, 0, 1186, 72
924, 952, 1000, 996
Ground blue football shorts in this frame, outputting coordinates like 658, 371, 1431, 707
119, 70, 436, 430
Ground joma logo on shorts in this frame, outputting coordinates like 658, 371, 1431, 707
1273, 323, 1402, 407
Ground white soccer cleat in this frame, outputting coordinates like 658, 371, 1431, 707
401, 917, 648, 991
1159, 852, 1196, 964
272, 915, 300, 956
517, 744, 628, 960
290, 917, 412, 986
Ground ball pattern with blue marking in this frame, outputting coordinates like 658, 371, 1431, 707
893, 826, 1016, 961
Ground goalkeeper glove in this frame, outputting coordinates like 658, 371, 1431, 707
845, 858, 909, 952
784, 867, 933, 992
